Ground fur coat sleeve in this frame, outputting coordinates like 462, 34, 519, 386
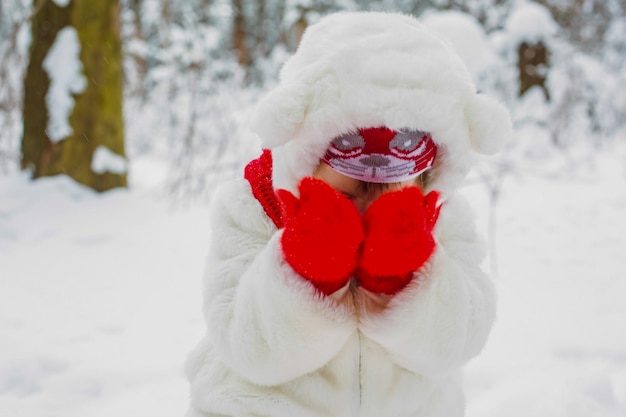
201, 178, 358, 386
357, 194, 496, 377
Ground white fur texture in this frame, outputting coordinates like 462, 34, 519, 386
251, 11, 512, 194
185, 179, 496, 417
187, 12, 501, 417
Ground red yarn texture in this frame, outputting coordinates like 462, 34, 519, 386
356, 187, 441, 295
277, 178, 364, 295
244, 149, 283, 229
244, 150, 441, 297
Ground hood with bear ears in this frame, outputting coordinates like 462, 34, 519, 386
250, 11, 512, 197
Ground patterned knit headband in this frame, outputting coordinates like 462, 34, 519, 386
321, 127, 438, 183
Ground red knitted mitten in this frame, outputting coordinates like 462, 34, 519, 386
277, 177, 364, 295
356, 187, 441, 295
244, 149, 283, 229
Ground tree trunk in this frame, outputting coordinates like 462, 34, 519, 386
21, 0, 70, 178
518, 41, 550, 100
232, 0, 249, 67
21, 0, 126, 192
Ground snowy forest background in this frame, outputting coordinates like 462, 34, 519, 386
1, 0, 626, 416
1, 0, 625, 195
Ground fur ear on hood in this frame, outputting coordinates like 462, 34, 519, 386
466, 94, 512, 155
252, 82, 309, 148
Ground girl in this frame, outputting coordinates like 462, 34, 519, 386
185, 11, 511, 417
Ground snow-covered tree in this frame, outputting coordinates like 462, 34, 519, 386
21, 0, 126, 192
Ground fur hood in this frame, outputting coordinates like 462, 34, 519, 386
251, 11, 512, 195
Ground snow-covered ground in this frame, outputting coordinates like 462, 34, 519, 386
465, 151, 626, 417
2, 1, 626, 414
0, 162, 209, 417
1, 149, 626, 417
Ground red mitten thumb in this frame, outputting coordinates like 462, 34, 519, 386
244, 149, 283, 228
278, 178, 364, 295
356, 187, 440, 295
423, 190, 442, 231
275, 189, 299, 219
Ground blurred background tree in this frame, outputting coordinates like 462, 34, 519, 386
20, 0, 126, 192
0, 0, 625, 196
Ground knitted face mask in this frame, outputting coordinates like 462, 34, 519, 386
321, 127, 438, 183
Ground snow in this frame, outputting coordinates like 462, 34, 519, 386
0, 166, 209, 417
422, 10, 497, 77
514, 86, 550, 125
91, 146, 128, 175
42, 27, 86, 143
464, 153, 626, 417
503, 0, 558, 45
1, 147, 626, 416
2, 2, 626, 416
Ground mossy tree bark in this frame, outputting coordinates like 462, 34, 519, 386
21, 0, 126, 192
21, 0, 70, 180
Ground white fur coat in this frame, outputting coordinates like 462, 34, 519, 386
184, 172, 496, 417
185, 11, 508, 417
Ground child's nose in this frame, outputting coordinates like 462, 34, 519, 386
354, 191, 385, 215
